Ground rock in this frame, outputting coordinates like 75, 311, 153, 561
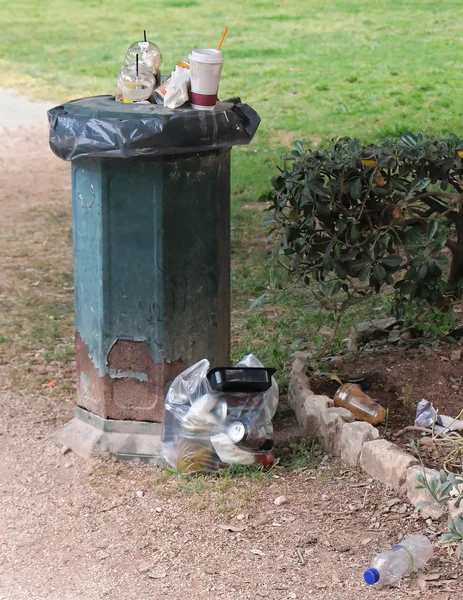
64, 462, 72, 468
360, 439, 418, 491
217, 524, 245, 532
136, 490, 144, 498
251, 517, 270, 528
288, 373, 312, 421
347, 327, 359, 353
319, 327, 334, 337
292, 351, 311, 361
450, 348, 462, 362
274, 495, 288, 506
320, 407, 354, 456
61, 446, 71, 456
357, 317, 399, 338
236, 513, 246, 521
340, 421, 380, 466
311, 394, 334, 411
349, 317, 400, 349
147, 569, 167, 579
291, 358, 306, 376
299, 399, 321, 435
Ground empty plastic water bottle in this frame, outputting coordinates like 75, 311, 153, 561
364, 535, 433, 587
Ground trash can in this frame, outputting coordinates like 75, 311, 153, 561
48, 95, 260, 462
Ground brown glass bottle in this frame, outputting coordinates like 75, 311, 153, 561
334, 383, 386, 425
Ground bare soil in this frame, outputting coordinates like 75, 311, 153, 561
0, 90, 462, 599
311, 342, 463, 470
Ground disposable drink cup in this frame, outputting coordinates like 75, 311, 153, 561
189, 49, 224, 110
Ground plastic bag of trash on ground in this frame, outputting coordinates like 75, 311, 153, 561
161, 355, 278, 473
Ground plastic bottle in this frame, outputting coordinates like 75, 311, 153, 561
364, 535, 433, 587
334, 383, 386, 425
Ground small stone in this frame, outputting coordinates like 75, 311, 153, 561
205, 567, 219, 575
274, 495, 288, 506
236, 513, 246, 521
136, 542, 149, 550
287, 593, 297, 599
251, 517, 270, 528
147, 569, 167, 579
156, 507, 162, 513
64, 462, 72, 468
450, 348, 462, 362
61, 446, 71, 455
136, 490, 144, 498
361, 537, 372, 546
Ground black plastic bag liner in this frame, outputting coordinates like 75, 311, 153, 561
48, 95, 260, 160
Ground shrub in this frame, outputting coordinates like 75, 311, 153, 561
267, 133, 463, 317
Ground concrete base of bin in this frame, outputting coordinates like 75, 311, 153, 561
54, 407, 165, 464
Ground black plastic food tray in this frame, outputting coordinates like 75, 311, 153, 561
207, 367, 276, 392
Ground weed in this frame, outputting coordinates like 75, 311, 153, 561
277, 436, 323, 470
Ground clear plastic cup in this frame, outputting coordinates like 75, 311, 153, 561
117, 63, 155, 103
125, 41, 162, 85
188, 48, 224, 110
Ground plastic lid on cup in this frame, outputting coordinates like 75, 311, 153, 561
117, 63, 155, 102
189, 48, 224, 64
364, 569, 380, 585
125, 41, 162, 73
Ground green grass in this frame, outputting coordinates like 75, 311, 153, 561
2, 0, 463, 389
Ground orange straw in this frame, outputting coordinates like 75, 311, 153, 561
217, 27, 228, 51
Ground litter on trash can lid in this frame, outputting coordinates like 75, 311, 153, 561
207, 367, 276, 393
48, 95, 260, 161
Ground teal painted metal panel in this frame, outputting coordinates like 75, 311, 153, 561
73, 150, 230, 378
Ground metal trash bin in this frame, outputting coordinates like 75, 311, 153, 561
48, 95, 260, 462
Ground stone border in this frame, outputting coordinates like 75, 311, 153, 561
288, 353, 455, 521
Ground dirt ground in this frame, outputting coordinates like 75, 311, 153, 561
311, 342, 463, 471
0, 89, 462, 600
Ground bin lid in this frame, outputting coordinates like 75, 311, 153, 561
48, 95, 260, 160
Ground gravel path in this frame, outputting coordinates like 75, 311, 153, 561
0, 89, 461, 600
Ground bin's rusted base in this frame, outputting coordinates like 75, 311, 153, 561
76, 333, 186, 423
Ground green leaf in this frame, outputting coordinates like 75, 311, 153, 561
350, 224, 361, 243
415, 501, 432, 512
427, 220, 439, 240
248, 292, 267, 311
400, 281, 413, 298
372, 263, 387, 281
359, 263, 371, 282
401, 132, 419, 147
441, 533, 460, 543
417, 263, 428, 280
439, 469, 447, 484
381, 254, 402, 268
350, 178, 363, 201
410, 177, 431, 193
451, 515, 463, 538
294, 140, 304, 156
416, 473, 426, 486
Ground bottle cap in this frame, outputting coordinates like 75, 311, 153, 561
364, 568, 380, 585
